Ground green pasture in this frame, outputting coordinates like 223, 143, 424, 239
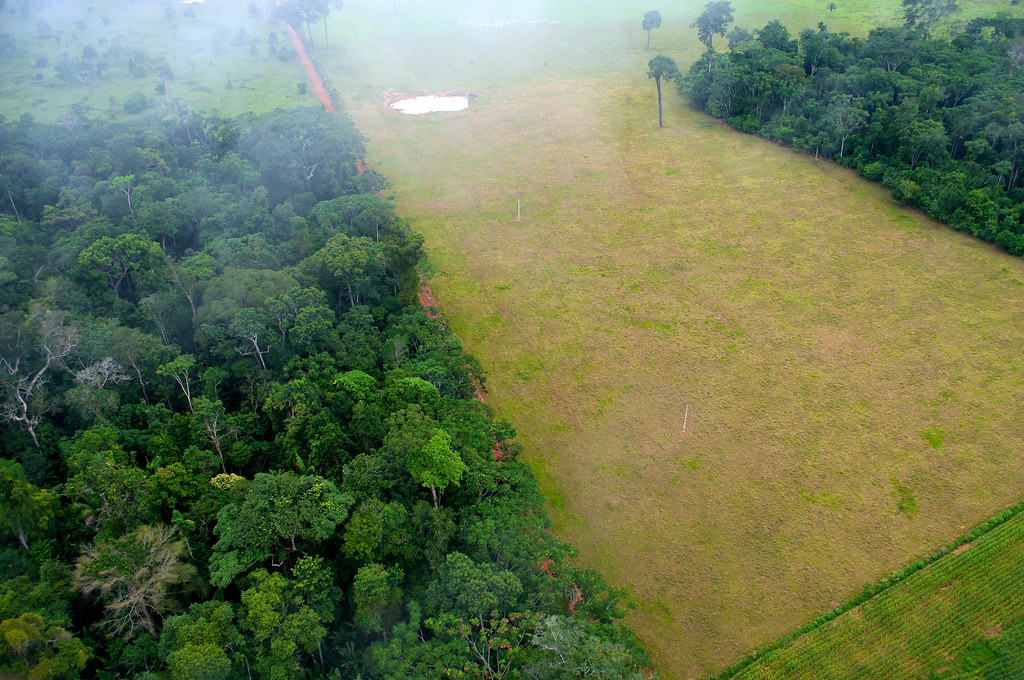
4, 0, 1024, 678
324, 0, 1024, 677
0, 0, 319, 122
730, 512, 1024, 679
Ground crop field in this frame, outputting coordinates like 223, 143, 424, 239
324, 0, 1024, 677
728, 510, 1024, 679
4, 0, 1024, 678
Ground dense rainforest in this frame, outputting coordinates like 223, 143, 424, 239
0, 108, 650, 679
682, 14, 1024, 256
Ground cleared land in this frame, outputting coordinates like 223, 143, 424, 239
325, 1, 1024, 677
4, 0, 1024, 678
0, 0, 318, 121
730, 512, 1024, 679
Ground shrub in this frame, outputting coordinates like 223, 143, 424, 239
123, 92, 149, 114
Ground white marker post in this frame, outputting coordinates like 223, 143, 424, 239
517, 200, 521, 222
683, 404, 688, 432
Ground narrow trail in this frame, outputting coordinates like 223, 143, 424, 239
278, 10, 335, 112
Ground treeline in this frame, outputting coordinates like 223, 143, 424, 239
682, 16, 1024, 255
0, 108, 649, 678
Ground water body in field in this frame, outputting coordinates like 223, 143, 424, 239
391, 95, 469, 115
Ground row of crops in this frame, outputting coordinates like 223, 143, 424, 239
716, 509, 1024, 679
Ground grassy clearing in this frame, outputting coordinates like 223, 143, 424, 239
326, 1, 1024, 677
0, 0, 318, 122
727, 510, 1024, 679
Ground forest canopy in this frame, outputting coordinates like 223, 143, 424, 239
0, 108, 649, 679
682, 16, 1024, 255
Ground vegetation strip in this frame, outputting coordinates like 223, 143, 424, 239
712, 499, 1024, 679
0, 103, 649, 680
681, 13, 1024, 257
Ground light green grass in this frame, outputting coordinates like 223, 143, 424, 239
324, 1, 1024, 677
730, 513, 1024, 679
0, 0, 319, 122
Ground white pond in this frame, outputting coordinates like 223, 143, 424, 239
391, 95, 470, 115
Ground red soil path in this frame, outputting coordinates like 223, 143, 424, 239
278, 7, 335, 112
417, 283, 441, 319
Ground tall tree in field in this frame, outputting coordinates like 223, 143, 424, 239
647, 56, 682, 128
642, 11, 662, 51
691, 1, 734, 53
323, 0, 340, 49
296, 0, 331, 48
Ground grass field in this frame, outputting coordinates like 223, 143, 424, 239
0, 0, 319, 121
4, 0, 1024, 678
728, 511, 1024, 679
322, 1, 1024, 677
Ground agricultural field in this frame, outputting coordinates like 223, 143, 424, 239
726, 510, 1024, 679
4, 0, 1024, 678
322, 0, 1024, 677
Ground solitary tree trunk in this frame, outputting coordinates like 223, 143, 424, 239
6, 190, 19, 221
655, 75, 664, 128
646, 29, 652, 50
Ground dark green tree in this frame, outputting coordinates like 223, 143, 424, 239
208, 472, 353, 587
0, 613, 90, 679
825, 94, 867, 158
691, 1, 734, 53
0, 459, 57, 550
647, 56, 682, 128
642, 10, 662, 51
159, 601, 244, 680
407, 428, 467, 508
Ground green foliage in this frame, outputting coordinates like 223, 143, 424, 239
0, 612, 89, 679
407, 429, 467, 508
352, 563, 404, 634
238, 569, 326, 680
691, 1, 734, 52
123, 93, 149, 114
209, 473, 353, 587
526, 615, 648, 680
642, 10, 662, 50
429, 551, 523, 621
0, 459, 56, 551
647, 55, 682, 127
0, 106, 647, 680
682, 15, 1024, 257
159, 601, 243, 680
